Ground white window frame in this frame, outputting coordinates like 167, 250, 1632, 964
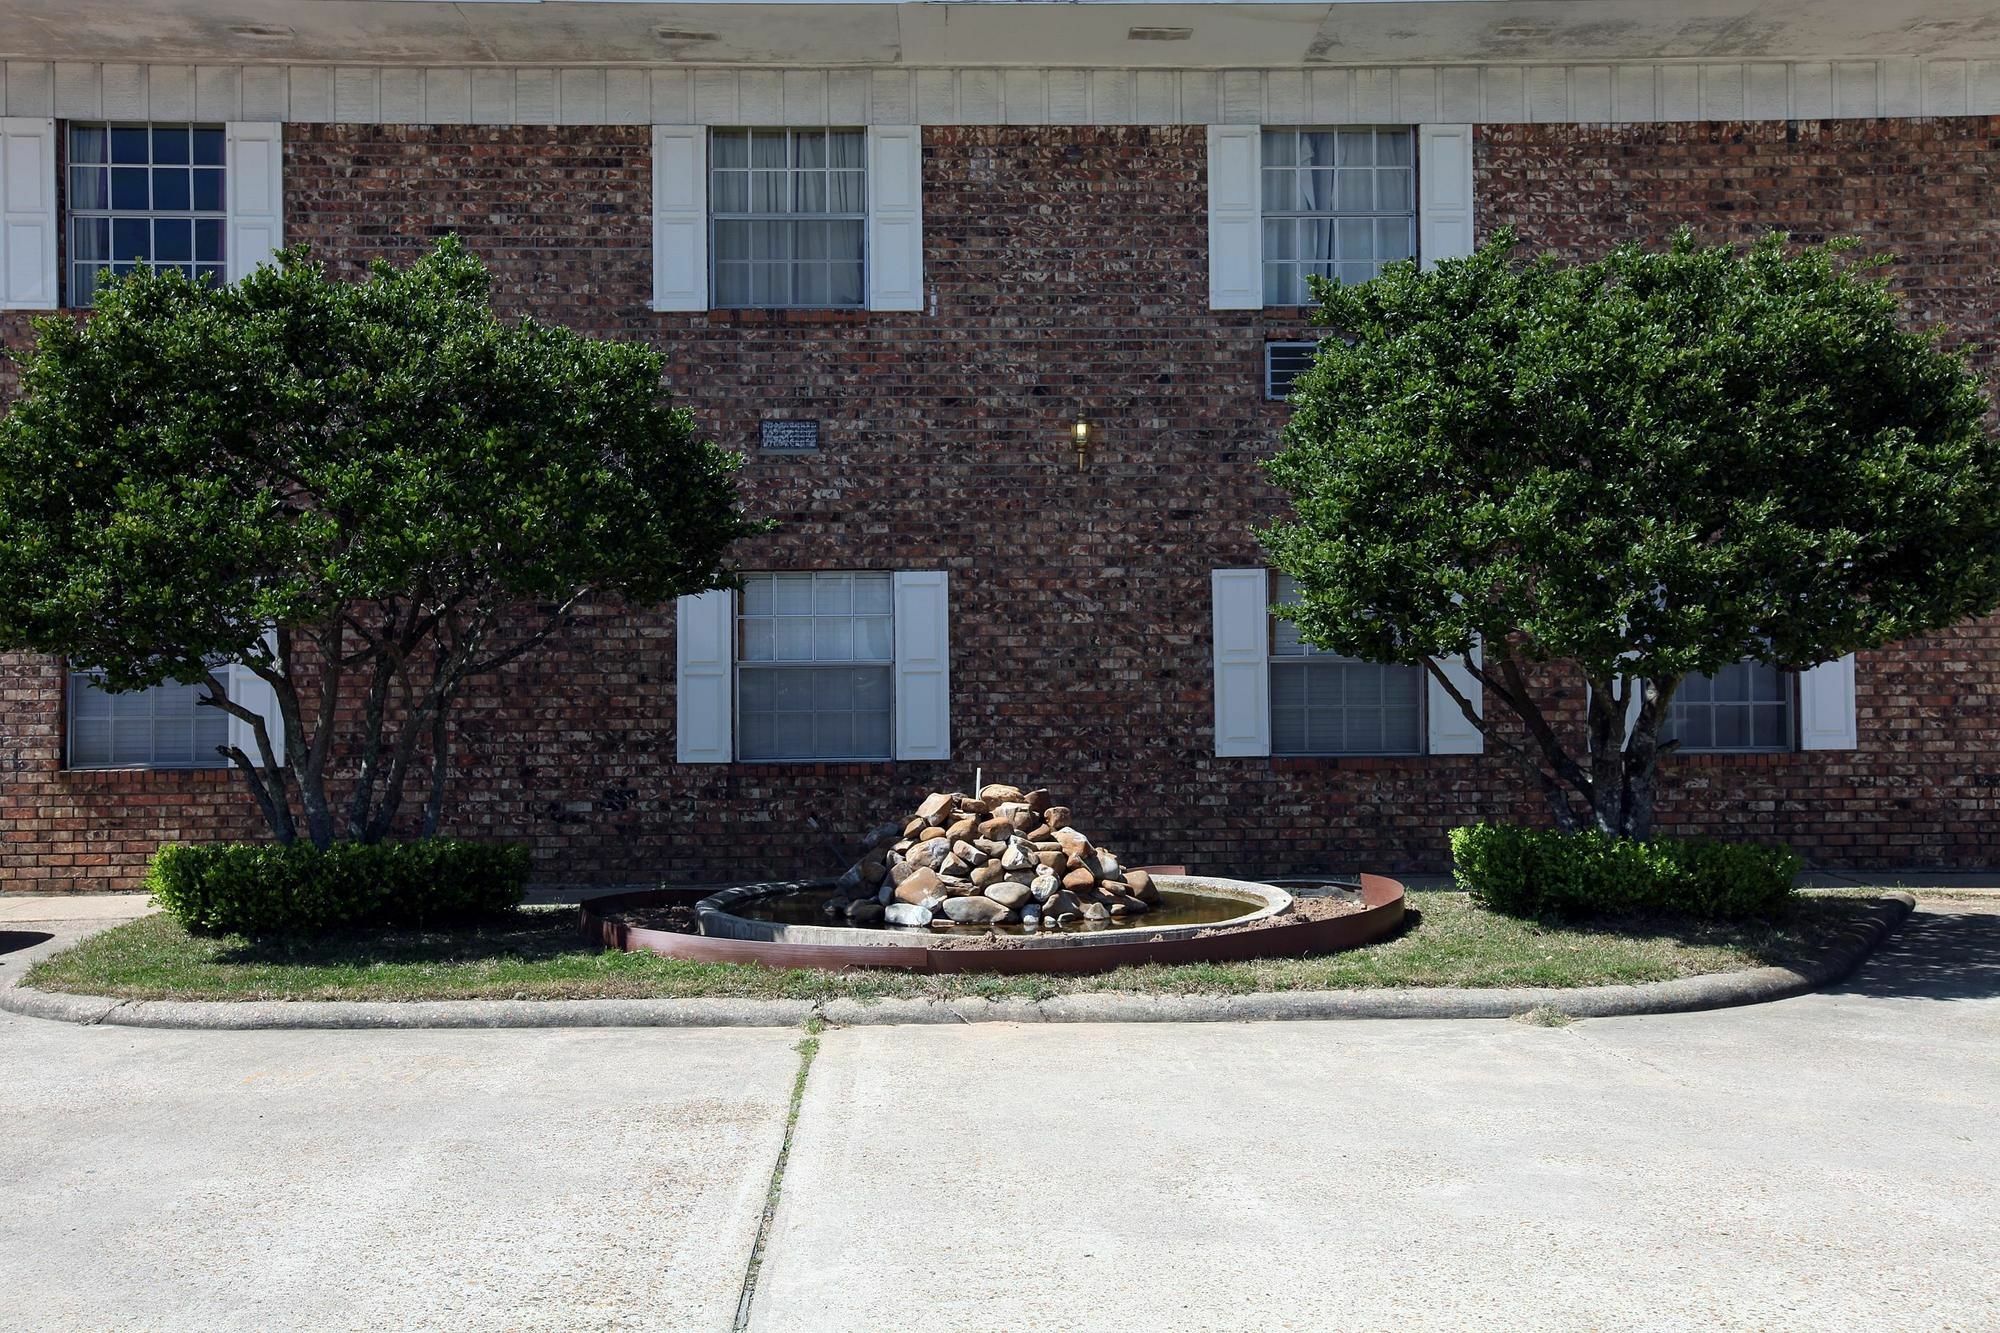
1258, 125, 1417, 308
66, 670, 232, 771
1663, 659, 1798, 755
1208, 122, 1473, 311
65, 647, 284, 772
707, 126, 868, 312
64, 121, 230, 308
653, 124, 921, 314
734, 572, 895, 763
1270, 572, 1426, 757
677, 571, 949, 764
1210, 568, 1482, 758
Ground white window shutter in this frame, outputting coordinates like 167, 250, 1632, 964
653, 126, 708, 312
224, 631, 286, 767
1426, 640, 1485, 754
893, 570, 950, 761
1211, 569, 1271, 757
867, 126, 923, 312
225, 123, 284, 283
1798, 653, 1858, 751
1206, 125, 1262, 310
676, 589, 734, 763
1417, 124, 1474, 269
0, 117, 57, 309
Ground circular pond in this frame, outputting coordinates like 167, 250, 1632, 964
732, 884, 1261, 934
578, 874, 1408, 975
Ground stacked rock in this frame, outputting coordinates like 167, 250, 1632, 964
825, 784, 1161, 930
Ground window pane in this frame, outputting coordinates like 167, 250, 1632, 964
149, 167, 190, 211
154, 218, 192, 262
152, 125, 190, 165
111, 126, 149, 163
770, 574, 813, 615
711, 129, 749, 168
195, 218, 225, 261
813, 617, 853, 661
112, 217, 148, 261
69, 125, 108, 163
853, 573, 892, 614
192, 127, 225, 166
750, 131, 786, 168
192, 169, 224, 213
773, 618, 813, 660
70, 166, 108, 210
828, 130, 865, 168
711, 170, 748, 213
111, 167, 148, 211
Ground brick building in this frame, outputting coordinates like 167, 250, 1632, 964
1, 2, 1997, 891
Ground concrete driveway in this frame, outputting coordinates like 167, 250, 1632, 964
2, 901, 1996, 1332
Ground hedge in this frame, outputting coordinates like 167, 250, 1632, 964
149, 839, 530, 936
1450, 823, 1800, 921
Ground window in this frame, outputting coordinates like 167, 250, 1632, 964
1269, 574, 1424, 755
1664, 661, 1794, 753
1261, 127, 1414, 306
736, 572, 894, 761
1265, 341, 1317, 400
67, 123, 227, 307
68, 672, 229, 770
709, 128, 866, 309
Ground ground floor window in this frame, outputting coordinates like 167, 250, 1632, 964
1664, 660, 1794, 753
1270, 574, 1424, 756
736, 572, 894, 761
67, 672, 228, 769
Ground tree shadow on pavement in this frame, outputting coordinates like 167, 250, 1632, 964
1827, 907, 2000, 1001
0, 931, 54, 958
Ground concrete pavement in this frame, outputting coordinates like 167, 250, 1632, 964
753, 902, 2000, 1332
0, 1015, 800, 1332
1, 897, 1995, 1331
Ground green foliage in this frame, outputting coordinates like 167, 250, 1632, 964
0, 239, 763, 843
1264, 229, 2000, 837
0, 238, 757, 690
1265, 228, 1999, 679
1450, 822, 1800, 920
148, 839, 530, 936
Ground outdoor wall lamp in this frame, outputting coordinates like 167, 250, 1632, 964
1071, 415, 1093, 471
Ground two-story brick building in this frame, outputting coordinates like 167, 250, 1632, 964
1, 0, 1996, 890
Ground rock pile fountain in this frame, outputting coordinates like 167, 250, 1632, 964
580, 779, 1410, 973
826, 783, 1161, 930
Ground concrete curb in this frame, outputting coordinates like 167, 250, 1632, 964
0, 893, 1915, 1031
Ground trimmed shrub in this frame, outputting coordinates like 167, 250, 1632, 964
149, 839, 530, 936
1450, 823, 1800, 921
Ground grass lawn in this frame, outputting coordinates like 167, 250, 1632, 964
23, 892, 1884, 1004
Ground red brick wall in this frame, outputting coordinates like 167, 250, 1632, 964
2, 117, 1996, 891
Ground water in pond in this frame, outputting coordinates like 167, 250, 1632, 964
737, 887, 1257, 934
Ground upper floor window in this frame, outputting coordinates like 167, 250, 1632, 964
1270, 573, 1424, 756
1261, 127, 1413, 306
736, 572, 894, 760
1664, 660, 1795, 753
67, 123, 226, 307
68, 672, 229, 770
709, 128, 866, 309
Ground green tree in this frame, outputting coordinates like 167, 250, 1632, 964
0, 238, 760, 847
1264, 229, 2000, 838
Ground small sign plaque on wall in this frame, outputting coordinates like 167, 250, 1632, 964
759, 420, 821, 453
